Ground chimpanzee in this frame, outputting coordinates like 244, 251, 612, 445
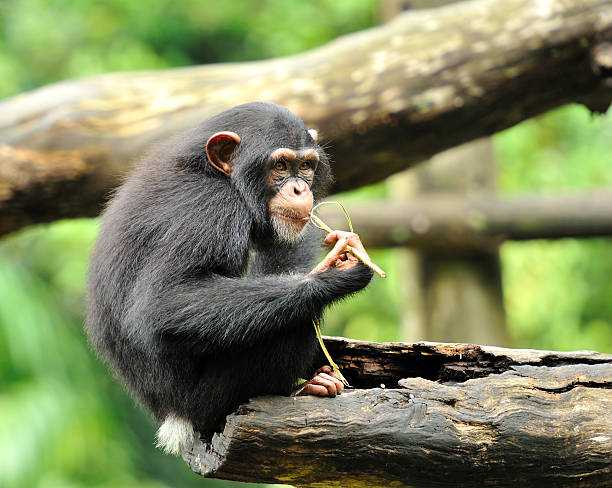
86, 102, 373, 455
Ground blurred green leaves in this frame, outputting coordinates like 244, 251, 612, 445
0, 0, 377, 99
496, 105, 612, 192
502, 239, 612, 352
496, 105, 612, 353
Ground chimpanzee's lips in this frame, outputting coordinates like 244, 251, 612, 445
271, 211, 310, 223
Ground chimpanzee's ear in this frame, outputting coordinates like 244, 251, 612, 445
308, 129, 318, 142
205, 131, 241, 175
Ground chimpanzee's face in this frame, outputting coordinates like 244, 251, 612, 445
265, 147, 319, 242
205, 124, 323, 243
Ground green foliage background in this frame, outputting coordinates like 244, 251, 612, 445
0, 1, 610, 487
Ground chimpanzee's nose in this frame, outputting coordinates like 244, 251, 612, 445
291, 180, 308, 196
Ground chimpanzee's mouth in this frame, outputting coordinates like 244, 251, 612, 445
271, 210, 310, 223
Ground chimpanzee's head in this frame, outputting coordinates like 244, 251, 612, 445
203, 102, 332, 242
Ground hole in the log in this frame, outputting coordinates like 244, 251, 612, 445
338, 350, 448, 389
325, 339, 514, 388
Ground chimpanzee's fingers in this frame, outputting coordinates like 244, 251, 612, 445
292, 366, 345, 397
309, 373, 339, 397
324, 230, 357, 245
323, 236, 350, 262
320, 372, 344, 393
314, 366, 345, 393
344, 233, 367, 254
324, 231, 372, 265
293, 383, 329, 396
323, 230, 340, 244
345, 233, 372, 263
308, 236, 350, 274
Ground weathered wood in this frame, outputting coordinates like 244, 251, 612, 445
183, 337, 612, 488
318, 193, 612, 253
1, 0, 611, 237
0, 145, 111, 231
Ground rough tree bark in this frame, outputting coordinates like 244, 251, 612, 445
183, 337, 612, 488
1, 0, 611, 237
318, 192, 612, 252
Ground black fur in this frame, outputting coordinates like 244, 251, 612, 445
86, 102, 372, 441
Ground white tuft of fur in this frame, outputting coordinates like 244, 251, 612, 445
156, 414, 195, 455
271, 214, 307, 244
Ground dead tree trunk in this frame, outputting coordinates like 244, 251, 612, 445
1, 0, 611, 236
183, 337, 612, 488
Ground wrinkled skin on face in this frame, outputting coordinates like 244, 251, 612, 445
267, 147, 318, 242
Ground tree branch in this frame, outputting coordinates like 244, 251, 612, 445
316, 192, 612, 252
183, 337, 612, 488
1, 0, 611, 236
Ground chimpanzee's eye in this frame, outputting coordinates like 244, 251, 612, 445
274, 160, 287, 171
298, 161, 311, 171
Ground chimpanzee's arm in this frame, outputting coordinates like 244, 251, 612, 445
140, 264, 372, 352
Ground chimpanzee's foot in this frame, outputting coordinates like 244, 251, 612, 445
292, 365, 344, 397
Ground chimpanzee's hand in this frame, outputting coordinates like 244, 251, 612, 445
309, 231, 372, 275
291, 365, 345, 397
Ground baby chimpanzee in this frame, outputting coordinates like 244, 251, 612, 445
86, 102, 373, 454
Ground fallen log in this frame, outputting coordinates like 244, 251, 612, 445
183, 337, 612, 488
